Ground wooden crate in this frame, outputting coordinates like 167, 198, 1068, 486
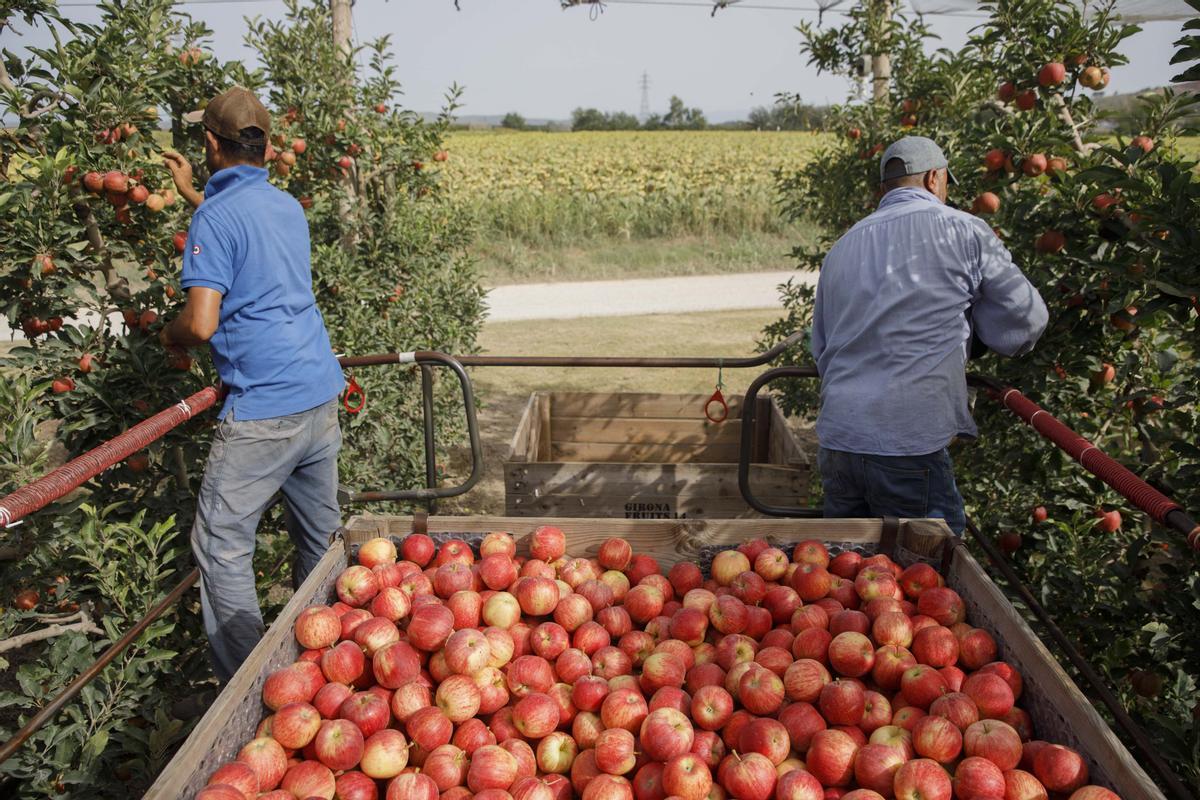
505, 392, 809, 519
149, 515, 1163, 800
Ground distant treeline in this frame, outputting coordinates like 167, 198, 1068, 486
494, 95, 829, 132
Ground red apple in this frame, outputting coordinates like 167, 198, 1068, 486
529, 525, 566, 561
582, 774, 634, 800
401, 534, 436, 566
601, 688, 649, 733
281, 760, 336, 800
912, 626, 959, 668
853, 743, 904, 795
359, 537, 398, 569
953, 755, 1006, 798
717, 752, 776, 800
236, 737, 288, 793
737, 717, 789, 765
469, 744, 521, 792
819, 679, 866, 726
913, 715, 962, 763
1037, 62, 1066, 87
738, 666, 785, 715
662, 753, 712, 800
778, 701, 826, 754
315, 718, 365, 772
916, 588, 965, 626
828, 632, 875, 678
513, 691, 561, 739
894, 758, 952, 800
596, 727, 638, 775
424, 744, 468, 789
964, 719, 1022, 770
900, 665, 950, 709
361, 728, 410, 779
407, 705, 453, 751
804, 729, 858, 787
407, 603, 454, 651
206, 761, 259, 800
1032, 744, 1088, 792
337, 565, 381, 608
537, 731, 578, 774
296, 606, 342, 650
871, 645, 916, 691
640, 707, 695, 762
386, 771, 438, 800
271, 701, 322, 749
963, 672, 1015, 719
263, 664, 321, 710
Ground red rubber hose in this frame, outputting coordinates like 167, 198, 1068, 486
0, 387, 219, 527
992, 387, 1182, 524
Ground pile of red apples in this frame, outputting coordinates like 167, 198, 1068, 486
198, 528, 1119, 800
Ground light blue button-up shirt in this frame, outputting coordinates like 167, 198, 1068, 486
811, 186, 1048, 456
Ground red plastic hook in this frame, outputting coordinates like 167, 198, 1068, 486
704, 388, 729, 424
343, 375, 366, 414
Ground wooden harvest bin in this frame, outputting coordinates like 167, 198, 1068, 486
505, 392, 809, 519
149, 515, 1161, 800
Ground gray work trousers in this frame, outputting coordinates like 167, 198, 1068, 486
191, 398, 342, 682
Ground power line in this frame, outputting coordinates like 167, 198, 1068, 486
51, 0, 991, 15
595, 0, 989, 16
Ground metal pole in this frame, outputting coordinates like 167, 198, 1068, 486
964, 518, 1193, 800
420, 365, 438, 515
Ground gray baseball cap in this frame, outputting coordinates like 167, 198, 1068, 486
880, 136, 957, 185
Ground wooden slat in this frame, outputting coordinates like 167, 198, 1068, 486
506, 492, 805, 519
536, 395, 552, 462
146, 539, 348, 798
549, 441, 743, 464
768, 400, 808, 467
526, 393, 546, 465
506, 462, 806, 498
550, 416, 743, 447
507, 393, 538, 462
547, 392, 746, 420
950, 549, 1165, 800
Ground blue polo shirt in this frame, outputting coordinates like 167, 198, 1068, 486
181, 164, 344, 420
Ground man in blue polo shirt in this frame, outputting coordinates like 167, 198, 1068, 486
811, 136, 1048, 534
160, 86, 345, 682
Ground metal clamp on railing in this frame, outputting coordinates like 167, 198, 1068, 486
736, 365, 822, 517
334, 350, 483, 509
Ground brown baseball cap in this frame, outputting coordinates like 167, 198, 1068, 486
184, 86, 270, 144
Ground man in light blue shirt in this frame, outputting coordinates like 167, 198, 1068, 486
160, 87, 345, 682
811, 136, 1048, 533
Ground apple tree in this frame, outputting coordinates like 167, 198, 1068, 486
761, 0, 1200, 783
0, 0, 481, 794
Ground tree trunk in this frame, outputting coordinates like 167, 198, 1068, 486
871, 0, 893, 102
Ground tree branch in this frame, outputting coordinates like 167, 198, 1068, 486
69, 183, 131, 303
1050, 94, 1096, 157
0, 608, 102, 654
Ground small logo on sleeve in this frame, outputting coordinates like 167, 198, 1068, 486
192, 244, 202, 256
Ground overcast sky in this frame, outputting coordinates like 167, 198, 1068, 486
6, 0, 1188, 121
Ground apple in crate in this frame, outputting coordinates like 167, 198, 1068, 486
358, 536, 397, 568
295, 605, 341, 649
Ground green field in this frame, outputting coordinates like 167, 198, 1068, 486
442, 130, 825, 284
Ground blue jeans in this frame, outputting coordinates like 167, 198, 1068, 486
817, 447, 965, 535
191, 398, 342, 681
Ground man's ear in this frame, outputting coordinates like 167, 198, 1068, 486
924, 169, 940, 194
204, 129, 219, 156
